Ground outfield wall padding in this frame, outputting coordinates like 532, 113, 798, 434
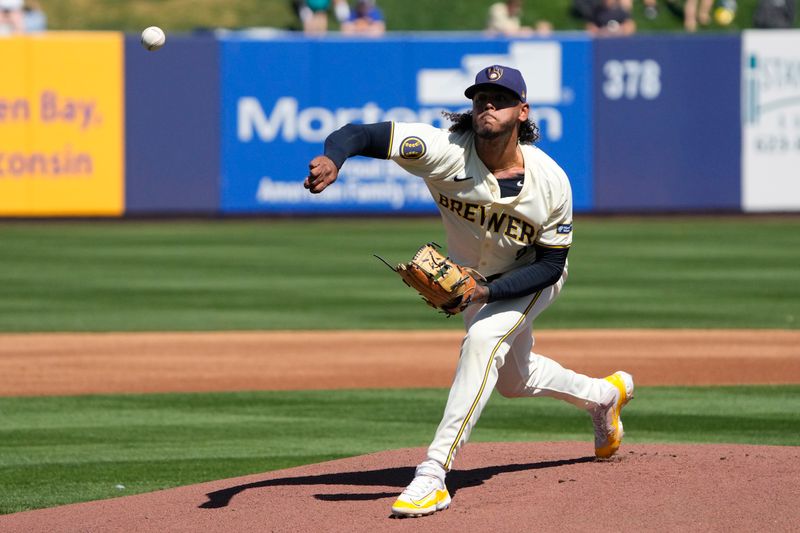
219, 35, 594, 214
0, 33, 124, 217
2, 31, 799, 217
593, 35, 742, 212
124, 34, 220, 214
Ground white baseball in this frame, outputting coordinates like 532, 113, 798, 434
141, 26, 166, 51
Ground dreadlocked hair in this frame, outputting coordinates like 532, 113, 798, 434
442, 111, 540, 144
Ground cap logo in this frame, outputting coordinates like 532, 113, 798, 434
486, 66, 504, 81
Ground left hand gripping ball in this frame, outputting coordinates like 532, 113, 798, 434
141, 26, 166, 51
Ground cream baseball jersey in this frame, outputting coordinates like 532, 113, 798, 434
388, 122, 573, 278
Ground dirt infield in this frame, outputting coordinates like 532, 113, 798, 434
1, 329, 799, 396
2, 442, 798, 532
1, 329, 799, 531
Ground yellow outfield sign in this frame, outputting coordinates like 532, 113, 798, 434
0, 32, 124, 216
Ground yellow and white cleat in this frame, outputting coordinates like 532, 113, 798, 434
592, 371, 635, 459
391, 473, 451, 517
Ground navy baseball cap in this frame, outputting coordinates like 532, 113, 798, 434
464, 65, 527, 102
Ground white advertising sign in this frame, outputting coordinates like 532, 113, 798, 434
743, 31, 800, 212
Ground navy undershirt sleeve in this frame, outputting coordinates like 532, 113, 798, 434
324, 122, 393, 169
486, 244, 569, 302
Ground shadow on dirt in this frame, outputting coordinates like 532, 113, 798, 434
199, 456, 594, 509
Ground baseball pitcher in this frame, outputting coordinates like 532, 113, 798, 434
304, 65, 634, 518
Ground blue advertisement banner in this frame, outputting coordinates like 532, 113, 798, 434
125, 35, 220, 214
220, 35, 594, 214
593, 35, 741, 211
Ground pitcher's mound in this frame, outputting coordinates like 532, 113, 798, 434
3, 442, 799, 532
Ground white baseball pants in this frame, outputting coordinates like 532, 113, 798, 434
425, 271, 616, 471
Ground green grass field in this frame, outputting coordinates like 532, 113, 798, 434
1, 216, 798, 514
0, 217, 798, 332
1, 386, 798, 514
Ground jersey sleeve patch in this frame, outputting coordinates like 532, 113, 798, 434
557, 224, 572, 234
399, 136, 426, 159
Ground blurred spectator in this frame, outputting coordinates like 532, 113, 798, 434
682, 0, 714, 31
572, 0, 600, 22
586, 0, 637, 35
576, 0, 659, 22
642, 0, 659, 19
753, 0, 794, 28
618, 0, 660, 19
486, 0, 553, 36
571, 0, 597, 21
0, 0, 24, 34
292, 0, 350, 34
23, 0, 46, 32
341, 0, 385, 36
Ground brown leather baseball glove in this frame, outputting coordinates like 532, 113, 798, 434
392, 243, 483, 316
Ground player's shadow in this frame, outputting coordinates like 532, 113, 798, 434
198, 455, 594, 509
